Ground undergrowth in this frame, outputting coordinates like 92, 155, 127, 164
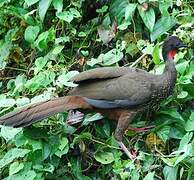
0, 0, 193, 179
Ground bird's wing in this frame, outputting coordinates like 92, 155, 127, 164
71, 67, 145, 83
70, 72, 154, 109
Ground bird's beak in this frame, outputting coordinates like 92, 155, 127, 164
178, 43, 188, 49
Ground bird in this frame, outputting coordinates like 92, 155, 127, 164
0, 36, 187, 160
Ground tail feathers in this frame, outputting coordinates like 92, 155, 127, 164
0, 96, 91, 128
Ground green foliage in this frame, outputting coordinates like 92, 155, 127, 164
0, 0, 193, 179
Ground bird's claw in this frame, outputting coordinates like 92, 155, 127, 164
117, 141, 137, 160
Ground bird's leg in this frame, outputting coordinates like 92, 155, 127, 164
66, 110, 84, 125
127, 125, 155, 133
115, 111, 137, 160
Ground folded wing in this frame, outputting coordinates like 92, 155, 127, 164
70, 67, 153, 109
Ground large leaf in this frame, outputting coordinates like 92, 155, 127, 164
53, 0, 63, 13
94, 151, 114, 164
56, 71, 79, 88
34, 56, 48, 74
24, 26, 40, 43
156, 126, 170, 142
173, 143, 192, 166
0, 126, 22, 142
143, 171, 155, 180
7, 169, 36, 180
0, 41, 12, 70
34, 30, 54, 51
117, 3, 137, 30
25, 71, 55, 92
185, 113, 194, 132
103, 49, 123, 65
9, 162, 24, 176
56, 11, 74, 23
178, 132, 193, 151
162, 133, 193, 167
82, 113, 103, 126
0, 148, 31, 169
33, 163, 55, 173
39, 0, 52, 21
87, 49, 123, 66
159, 1, 173, 16
11, 75, 27, 96
176, 61, 189, 75
0, 26, 18, 69
0, 98, 16, 107
55, 137, 69, 158
110, 0, 129, 24
125, 3, 137, 22
163, 166, 178, 180
16, 97, 30, 106
52, 45, 64, 55
177, 91, 188, 99
151, 16, 176, 41
138, 5, 155, 32
152, 43, 160, 64
159, 108, 184, 122
34, 31, 49, 51
56, 8, 81, 23
72, 132, 92, 145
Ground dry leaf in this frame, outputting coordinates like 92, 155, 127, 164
97, 22, 117, 44
146, 132, 166, 152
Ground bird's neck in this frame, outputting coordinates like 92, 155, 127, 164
162, 60, 177, 94
163, 59, 176, 77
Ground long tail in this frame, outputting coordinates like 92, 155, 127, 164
0, 96, 91, 128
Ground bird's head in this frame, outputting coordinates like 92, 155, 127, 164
162, 36, 187, 61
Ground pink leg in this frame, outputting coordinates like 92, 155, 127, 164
115, 111, 138, 160
117, 141, 136, 160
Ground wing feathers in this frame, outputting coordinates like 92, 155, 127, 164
84, 98, 146, 109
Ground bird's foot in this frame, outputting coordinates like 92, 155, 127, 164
66, 110, 84, 125
117, 141, 136, 160
127, 125, 155, 133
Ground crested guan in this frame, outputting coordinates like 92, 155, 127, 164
0, 36, 187, 159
